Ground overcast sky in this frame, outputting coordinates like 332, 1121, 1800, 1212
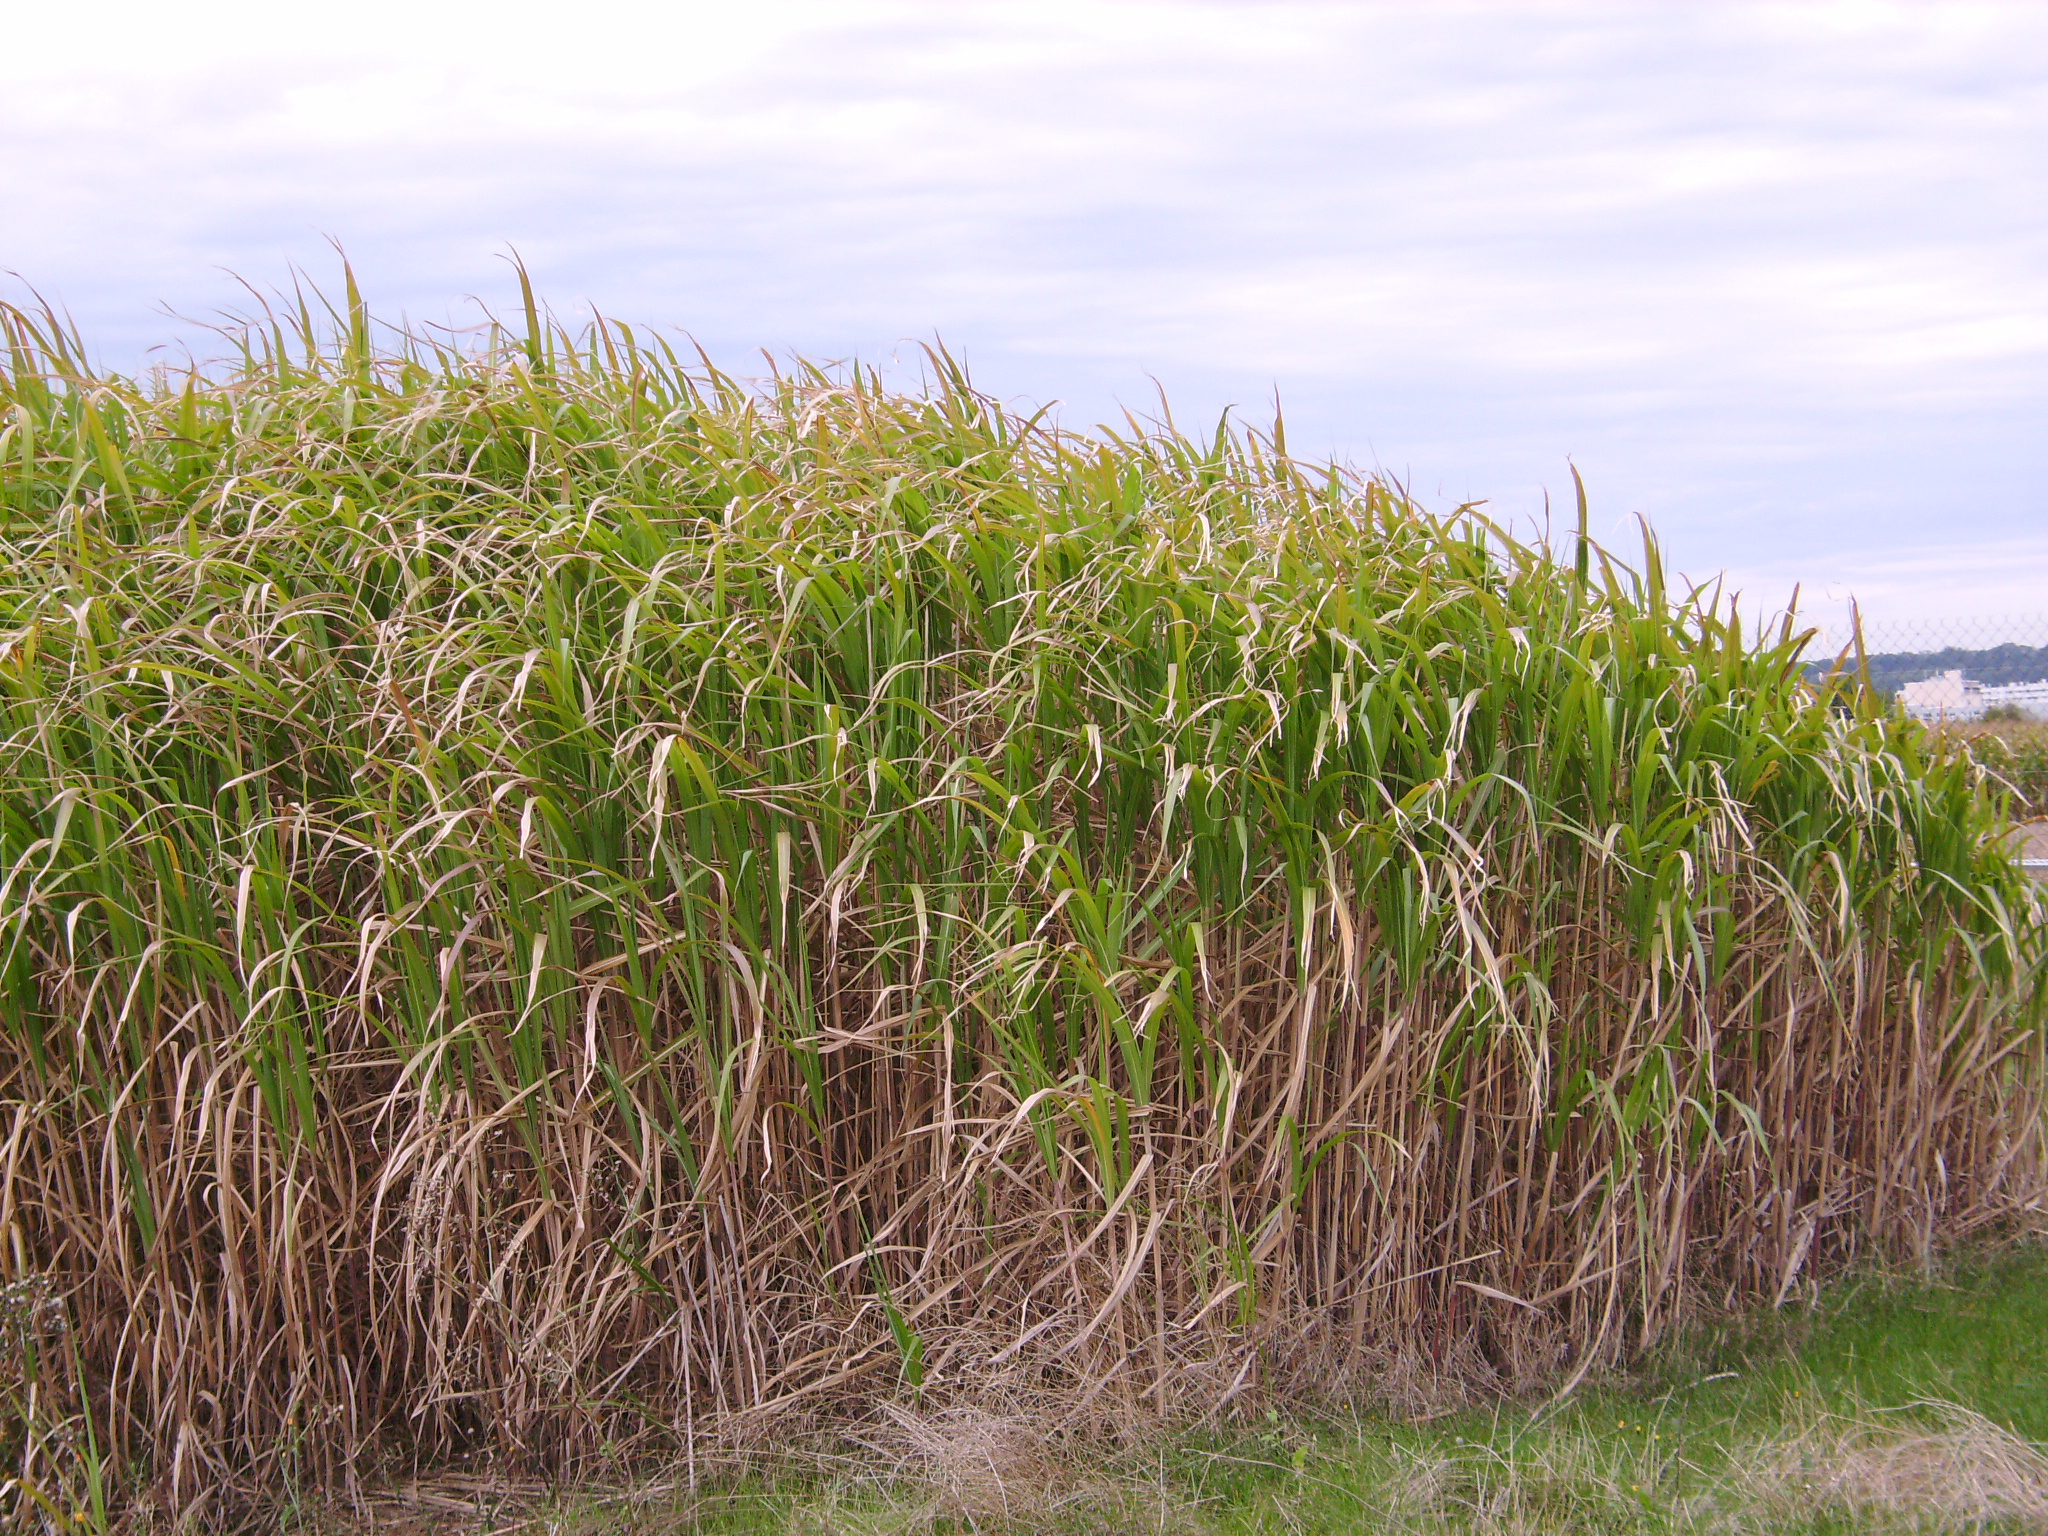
4, 0, 2043, 640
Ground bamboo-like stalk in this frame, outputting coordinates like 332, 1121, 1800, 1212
0, 283, 2041, 1527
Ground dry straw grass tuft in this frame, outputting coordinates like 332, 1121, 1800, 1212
1, 276, 2043, 1526
1741, 1401, 2048, 1531
853, 1403, 1068, 1525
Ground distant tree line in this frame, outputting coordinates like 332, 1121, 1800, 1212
1806, 641, 2048, 698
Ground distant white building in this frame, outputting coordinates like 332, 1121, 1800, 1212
1897, 669, 2048, 723
1982, 677, 2048, 719
1898, 669, 1983, 723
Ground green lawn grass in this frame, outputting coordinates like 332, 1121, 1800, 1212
514, 1243, 2048, 1535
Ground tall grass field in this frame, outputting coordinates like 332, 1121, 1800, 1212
2, 280, 2042, 1528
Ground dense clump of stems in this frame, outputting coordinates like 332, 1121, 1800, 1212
1, 282, 2040, 1525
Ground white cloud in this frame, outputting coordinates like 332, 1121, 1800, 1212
1725, 536, 2048, 647
2, 1, 2042, 630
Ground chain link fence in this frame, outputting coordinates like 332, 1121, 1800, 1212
1799, 613, 2048, 839
1807, 613, 2048, 724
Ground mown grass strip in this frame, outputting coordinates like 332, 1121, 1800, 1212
535, 1246, 2048, 1535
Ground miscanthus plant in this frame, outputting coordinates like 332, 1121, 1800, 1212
1, 279, 2041, 1527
